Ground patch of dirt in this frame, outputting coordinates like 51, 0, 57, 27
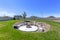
0, 24, 6, 27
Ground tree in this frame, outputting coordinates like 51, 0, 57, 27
22, 12, 27, 21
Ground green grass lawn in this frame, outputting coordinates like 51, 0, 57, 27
0, 20, 60, 40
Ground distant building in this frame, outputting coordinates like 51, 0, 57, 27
29, 16, 39, 20
46, 16, 56, 20
14, 15, 22, 20
0, 16, 13, 21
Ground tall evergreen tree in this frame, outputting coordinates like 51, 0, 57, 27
22, 12, 27, 21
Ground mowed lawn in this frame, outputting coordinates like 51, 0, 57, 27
0, 20, 60, 40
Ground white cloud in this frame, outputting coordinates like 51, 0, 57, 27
0, 11, 16, 17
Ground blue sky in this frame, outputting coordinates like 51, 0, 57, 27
0, 0, 60, 17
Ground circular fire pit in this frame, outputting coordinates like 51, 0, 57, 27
13, 21, 50, 32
